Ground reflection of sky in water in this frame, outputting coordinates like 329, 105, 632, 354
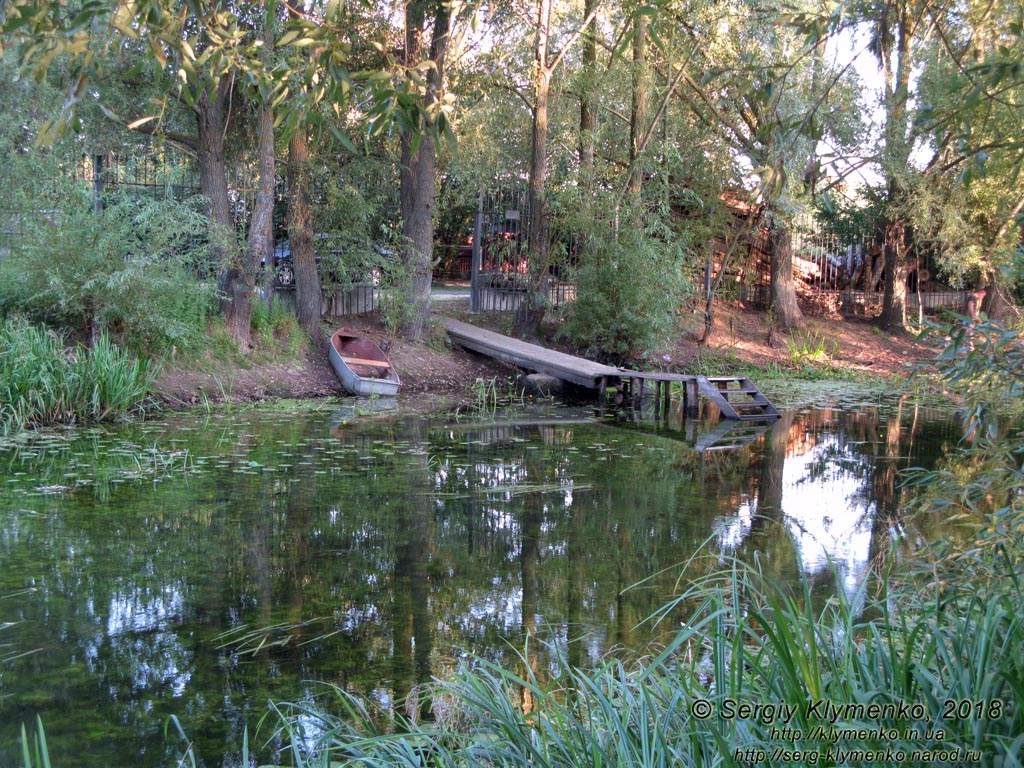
780, 442, 875, 600
714, 498, 754, 555
715, 432, 877, 600
106, 585, 184, 636
462, 582, 523, 634
102, 585, 193, 696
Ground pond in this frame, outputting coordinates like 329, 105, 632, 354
0, 390, 963, 766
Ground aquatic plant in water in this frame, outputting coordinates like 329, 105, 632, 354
261, 557, 1023, 767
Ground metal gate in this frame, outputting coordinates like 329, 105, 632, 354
470, 189, 530, 313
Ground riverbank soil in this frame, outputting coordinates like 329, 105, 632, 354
153, 313, 520, 406
670, 303, 936, 374
153, 302, 935, 406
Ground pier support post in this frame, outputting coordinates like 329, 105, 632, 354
685, 378, 699, 418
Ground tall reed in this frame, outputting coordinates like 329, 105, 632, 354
0, 318, 157, 434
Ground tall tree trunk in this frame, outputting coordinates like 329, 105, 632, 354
399, 125, 437, 340
249, 99, 276, 305
980, 271, 1009, 321
197, 78, 251, 349
769, 218, 803, 329
250, 14, 277, 306
880, 219, 909, 329
399, 0, 450, 341
287, 126, 320, 334
520, 0, 554, 333
879, 2, 914, 331
578, 0, 597, 187
626, 10, 648, 205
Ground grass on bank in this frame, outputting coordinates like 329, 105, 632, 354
1, 295, 311, 432
0, 318, 157, 435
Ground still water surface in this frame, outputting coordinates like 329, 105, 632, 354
0, 393, 961, 766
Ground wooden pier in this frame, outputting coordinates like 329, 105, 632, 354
444, 318, 779, 421
445, 318, 620, 389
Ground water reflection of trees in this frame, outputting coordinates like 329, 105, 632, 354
0, 405, 958, 764
715, 402, 958, 603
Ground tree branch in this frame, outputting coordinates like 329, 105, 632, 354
548, 2, 604, 73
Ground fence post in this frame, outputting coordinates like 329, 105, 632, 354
93, 154, 105, 212
470, 191, 483, 312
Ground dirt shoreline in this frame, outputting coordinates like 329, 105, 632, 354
153, 302, 936, 408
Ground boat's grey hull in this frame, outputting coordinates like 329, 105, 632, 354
329, 335, 401, 397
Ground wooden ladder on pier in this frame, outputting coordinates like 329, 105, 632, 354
697, 376, 780, 421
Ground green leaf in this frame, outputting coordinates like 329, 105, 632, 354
277, 28, 301, 47
328, 122, 358, 154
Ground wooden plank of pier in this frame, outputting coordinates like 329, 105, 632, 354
444, 318, 779, 422
445, 317, 622, 389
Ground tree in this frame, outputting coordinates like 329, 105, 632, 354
668, 0, 860, 331
2, 0, 448, 345
399, 0, 453, 341
247, 9, 277, 309
866, 0, 924, 331
578, 0, 599, 186
2, 0, 272, 347
517, 0, 602, 331
625, 1, 648, 206
287, 125, 321, 333
909, 0, 1024, 317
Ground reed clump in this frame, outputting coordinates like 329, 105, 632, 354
0, 318, 157, 435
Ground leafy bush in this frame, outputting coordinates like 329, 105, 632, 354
0, 186, 216, 354
558, 225, 692, 364
0, 317, 157, 434
250, 295, 307, 357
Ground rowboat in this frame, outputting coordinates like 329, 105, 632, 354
328, 329, 401, 397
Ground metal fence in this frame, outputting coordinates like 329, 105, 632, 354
732, 213, 964, 314
466, 189, 577, 318
77, 146, 202, 207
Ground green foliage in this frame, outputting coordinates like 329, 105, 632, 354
906, 317, 1024, 589
460, 376, 525, 417
19, 717, 50, 768
0, 186, 216, 354
250, 296, 307, 358
919, 317, 1024, 445
313, 160, 401, 292
376, 259, 416, 337
0, 317, 157, 434
559, 223, 693, 365
786, 327, 839, 368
